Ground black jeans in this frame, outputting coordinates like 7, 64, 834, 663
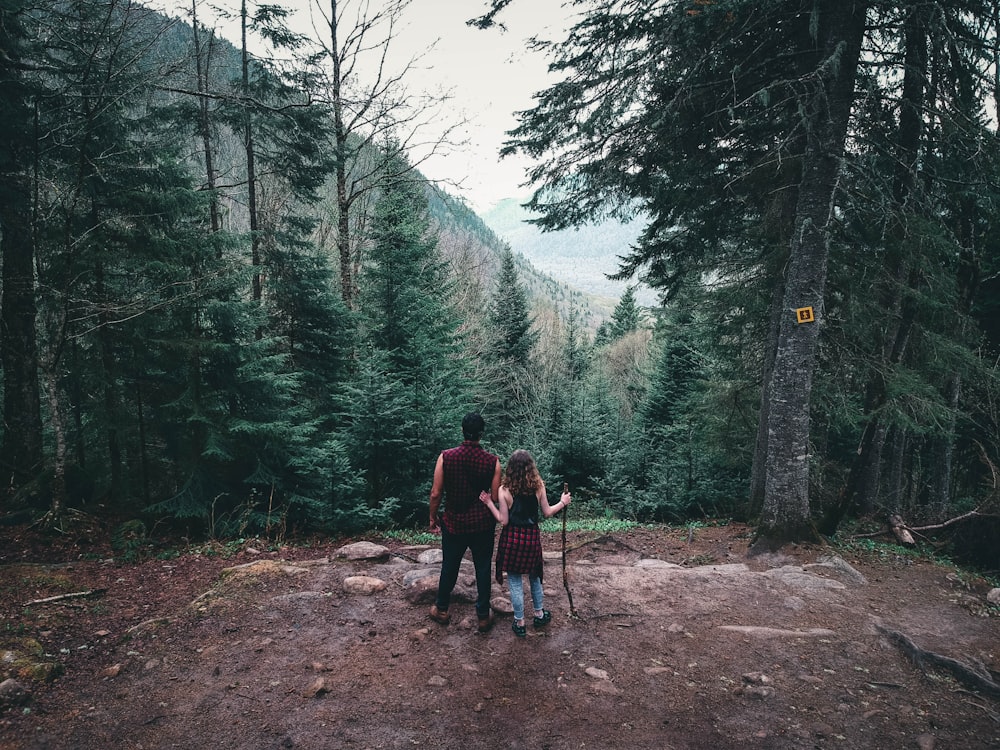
435, 526, 495, 618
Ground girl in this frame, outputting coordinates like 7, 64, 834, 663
480, 449, 571, 637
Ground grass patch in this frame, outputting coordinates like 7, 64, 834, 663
382, 529, 439, 546
538, 516, 642, 534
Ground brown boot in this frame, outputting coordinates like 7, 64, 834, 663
429, 605, 450, 625
477, 612, 495, 633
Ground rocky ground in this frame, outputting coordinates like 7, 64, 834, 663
1, 518, 999, 750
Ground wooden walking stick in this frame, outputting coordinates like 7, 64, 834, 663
561, 482, 577, 617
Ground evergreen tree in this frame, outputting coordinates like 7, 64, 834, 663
350, 163, 470, 520
609, 286, 640, 341
484, 246, 538, 443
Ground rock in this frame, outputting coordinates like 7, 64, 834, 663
303, 677, 328, 698
782, 592, 812, 610
427, 675, 448, 687
762, 566, 847, 591
404, 575, 438, 604
635, 559, 682, 569
987, 588, 1000, 606
417, 549, 442, 564
343, 575, 388, 595
916, 733, 935, 750
102, 664, 122, 678
402, 569, 438, 587
585, 667, 610, 681
335, 541, 389, 560
0, 679, 30, 708
807, 555, 867, 585
736, 672, 776, 698
24, 662, 63, 682
490, 595, 513, 615
221, 559, 309, 579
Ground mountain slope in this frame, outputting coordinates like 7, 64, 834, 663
429, 190, 616, 329
482, 198, 656, 306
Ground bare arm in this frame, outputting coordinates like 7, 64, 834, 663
539, 481, 571, 519
480, 460, 508, 525
429, 454, 444, 532
490, 459, 501, 503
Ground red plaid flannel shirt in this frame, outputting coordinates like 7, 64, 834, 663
439, 441, 498, 534
495, 524, 543, 582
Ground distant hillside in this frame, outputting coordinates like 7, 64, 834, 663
481, 198, 657, 307
428, 190, 616, 331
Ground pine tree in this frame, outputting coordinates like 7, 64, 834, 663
350, 163, 470, 520
609, 286, 640, 341
484, 246, 538, 442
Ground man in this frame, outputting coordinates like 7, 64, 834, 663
429, 412, 502, 633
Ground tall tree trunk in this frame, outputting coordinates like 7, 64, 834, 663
329, 0, 354, 308
885, 424, 907, 510
0, 39, 43, 494
94, 257, 123, 505
755, 1, 867, 551
136, 382, 151, 506
192, 0, 221, 236
858, 422, 887, 514
43, 364, 67, 521
0, 178, 43, 494
930, 374, 960, 513
242, 0, 262, 304
748, 269, 786, 516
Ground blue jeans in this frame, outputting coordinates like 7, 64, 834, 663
507, 573, 544, 622
435, 527, 495, 618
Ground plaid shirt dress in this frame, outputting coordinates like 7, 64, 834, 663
495, 492, 544, 583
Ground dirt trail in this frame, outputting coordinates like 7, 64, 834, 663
2, 524, 999, 749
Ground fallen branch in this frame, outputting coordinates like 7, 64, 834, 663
23, 588, 106, 607
850, 508, 999, 542
876, 623, 1000, 698
907, 509, 998, 533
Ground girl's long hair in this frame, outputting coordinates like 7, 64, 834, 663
502, 449, 542, 496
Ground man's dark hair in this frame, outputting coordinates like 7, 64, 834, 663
462, 412, 485, 441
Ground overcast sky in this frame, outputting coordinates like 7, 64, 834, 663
156, 0, 576, 212
384, 1, 575, 211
